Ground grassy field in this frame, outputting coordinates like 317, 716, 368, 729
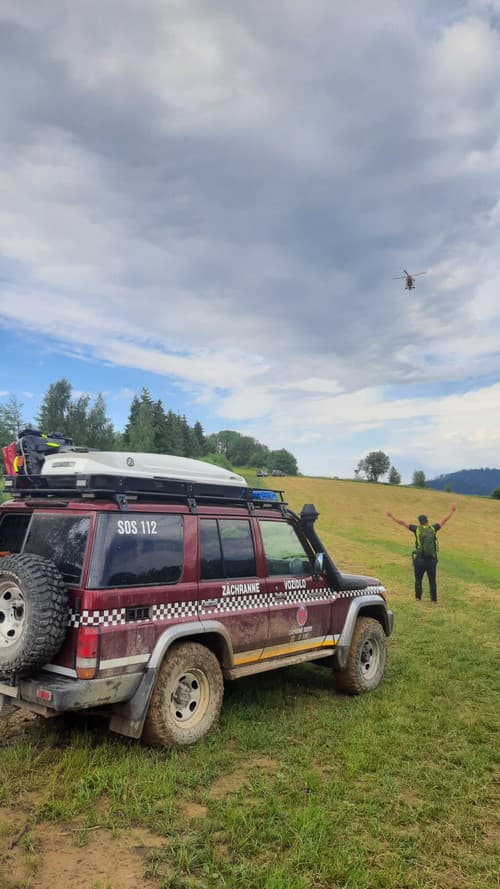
0, 477, 499, 889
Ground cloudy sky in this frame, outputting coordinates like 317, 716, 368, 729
1, 0, 499, 481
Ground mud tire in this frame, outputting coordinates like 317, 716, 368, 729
0, 554, 69, 675
142, 642, 224, 749
333, 617, 387, 694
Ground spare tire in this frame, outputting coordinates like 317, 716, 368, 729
0, 554, 69, 676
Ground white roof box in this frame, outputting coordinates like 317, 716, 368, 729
41, 451, 247, 488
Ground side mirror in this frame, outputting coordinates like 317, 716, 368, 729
312, 552, 325, 578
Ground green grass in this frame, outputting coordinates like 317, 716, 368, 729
1, 478, 499, 888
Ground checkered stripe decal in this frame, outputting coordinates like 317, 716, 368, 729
200, 592, 269, 615
152, 602, 198, 620
68, 600, 198, 628
67, 586, 385, 627
335, 585, 384, 600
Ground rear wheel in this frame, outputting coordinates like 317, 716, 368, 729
0, 554, 68, 676
142, 642, 224, 748
333, 617, 387, 694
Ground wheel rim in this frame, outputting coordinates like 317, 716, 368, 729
359, 635, 381, 680
0, 580, 26, 649
169, 668, 210, 727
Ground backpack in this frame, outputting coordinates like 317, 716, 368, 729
415, 524, 438, 559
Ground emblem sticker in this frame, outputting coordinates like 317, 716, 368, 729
297, 604, 308, 627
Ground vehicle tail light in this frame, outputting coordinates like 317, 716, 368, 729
76, 628, 100, 679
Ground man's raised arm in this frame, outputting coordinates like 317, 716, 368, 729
386, 511, 411, 529
438, 504, 457, 528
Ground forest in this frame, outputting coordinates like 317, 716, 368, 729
0, 381, 298, 475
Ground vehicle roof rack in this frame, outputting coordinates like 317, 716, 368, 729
3, 474, 287, 514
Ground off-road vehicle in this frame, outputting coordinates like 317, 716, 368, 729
0, 439, 393, 748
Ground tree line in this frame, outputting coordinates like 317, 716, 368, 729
355, 450, 427, 487
0, 381, 298, 475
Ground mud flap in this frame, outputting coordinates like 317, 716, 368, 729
109, 667, 157, 739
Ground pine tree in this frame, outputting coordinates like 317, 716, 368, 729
165, 411, 183, 455
123, 396, 141, 446
66, 394, 91, 444
37, 379, 72, 435
0, 396, 25, 446
388, 466, 401, 485
87, 393, 115, 449
193, 421, 206, 455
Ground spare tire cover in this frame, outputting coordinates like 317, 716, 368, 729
0, 554, 69, 676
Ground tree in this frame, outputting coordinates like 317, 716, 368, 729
87, 393, 115, 449
202, 452, 234, 470
491, 488, 500, 500
37, 379, 72, 435
413, 470, 427, 488
361, 451, 390, 483
354, 459, 366, 480
37, 379, 115, 447
164, 410, 183, 456
193, 421, 207, 455
125, 391, 156, 452
0, 396, 25, 447
65, 393, 91, 443
122, 395, 141, 447
388, 466, 401, 485
267, 448, 298, 476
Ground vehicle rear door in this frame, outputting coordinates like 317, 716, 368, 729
197, 516, 268, 669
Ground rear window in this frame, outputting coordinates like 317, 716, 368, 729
89, 514, 184, 588
22, 514, 91, 585
0, 513, 31, 554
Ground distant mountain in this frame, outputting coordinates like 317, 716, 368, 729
427, 468, 500, 496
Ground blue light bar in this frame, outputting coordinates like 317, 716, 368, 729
251, 489, 279, 501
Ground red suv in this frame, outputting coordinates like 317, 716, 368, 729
0, 465, 393, 748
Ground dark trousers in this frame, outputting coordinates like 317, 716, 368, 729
413, 556, 438, 602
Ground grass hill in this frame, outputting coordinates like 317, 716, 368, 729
1, 475, 498, 889
427, 467, 500, 496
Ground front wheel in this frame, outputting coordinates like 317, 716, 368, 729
333, 617, 387, 694
142, 642, 224, 748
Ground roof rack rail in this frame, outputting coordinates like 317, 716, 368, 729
2, 474, 287, 514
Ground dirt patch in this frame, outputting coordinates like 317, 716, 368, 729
397, 790, 424, 809
0, 710, 39, 747
0, 817, 166, 889
209, 755, 277, 800
181, 802, 208, 819
483, 820, 500, 846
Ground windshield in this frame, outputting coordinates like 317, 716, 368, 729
22, 514, 91, 585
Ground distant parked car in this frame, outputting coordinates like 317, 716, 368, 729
256, 470, 268, 477
271, 469, 286, 477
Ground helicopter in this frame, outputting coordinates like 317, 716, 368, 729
393, 269, 426, 290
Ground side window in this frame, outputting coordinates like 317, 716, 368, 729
260, 521, 311, 576
0, 514, 31, 554
199, 520, 223, 580
200, 518, 256, 580
89, 514, 184, 588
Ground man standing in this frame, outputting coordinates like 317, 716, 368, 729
386, 505, 457, 603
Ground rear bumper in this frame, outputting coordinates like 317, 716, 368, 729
0, 672, 142, 716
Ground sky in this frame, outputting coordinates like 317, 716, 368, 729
1, 0, 499, 483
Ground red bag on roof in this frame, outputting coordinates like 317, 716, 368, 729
2, 441, 17, 475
